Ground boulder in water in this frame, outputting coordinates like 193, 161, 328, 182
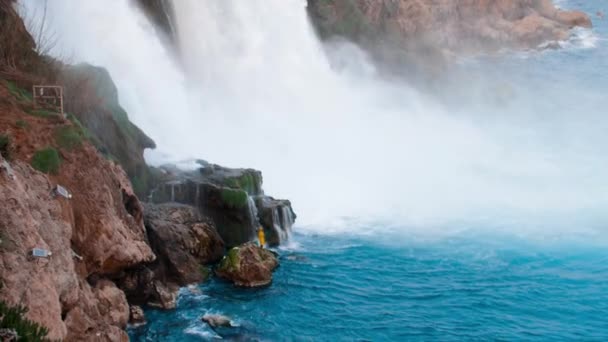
215, 243, 279, 287
202, 314, 232, 328
129, 306, 146, 326
148, 281, 179, 310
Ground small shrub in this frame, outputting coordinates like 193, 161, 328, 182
31, 148, 61, 174
54, 126, 83, 150
0, 300, 49, 341
15, 120, 28, 129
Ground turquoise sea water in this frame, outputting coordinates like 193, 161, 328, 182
130, 232, 608, 341
130, 3, 608, 341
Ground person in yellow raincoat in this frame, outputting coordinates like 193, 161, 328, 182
257, 226, 266, 248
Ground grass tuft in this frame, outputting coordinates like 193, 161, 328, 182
31, 147, 61, 175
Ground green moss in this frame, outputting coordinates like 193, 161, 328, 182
220, 188, 249, 208
31, 148, 61, 175
219, 247, 241, 273
0, 300, 49, 341
224, 173, 260, 195
15, 120, 29, 129
54, 126, 84, 150
4, 80, 32, 103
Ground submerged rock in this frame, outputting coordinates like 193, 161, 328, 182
215, 243, 279, 287
202, 314, 232, 328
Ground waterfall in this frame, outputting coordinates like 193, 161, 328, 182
280, 205, 295, 240
247, 196, 260, 229
19, 0, 608, 236
271, 207, 289, 243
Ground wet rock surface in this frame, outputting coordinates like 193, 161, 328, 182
215, 243, 279, 287
129, 305, 146, 326
202, 314, 233, 328
150, 162, 296, 248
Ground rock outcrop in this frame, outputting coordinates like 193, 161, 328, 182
150, 162, 296, 248
215, 243, 279, 287
308, 0, 593, 70
59, 64, 156, 197
0, 81, 154, 340
117, 203, 224, 308
144, 203, 224, 282
256, 197, 296, 247
0, 38, 154, 339
129, 305, 146, 326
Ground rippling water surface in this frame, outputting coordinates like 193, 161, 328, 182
130, 232, 608, 341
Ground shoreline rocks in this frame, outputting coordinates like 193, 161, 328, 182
202, 314, 233, 328
307, 0, 593, 73
129, 305, 146, 326
215, 243, 279, 287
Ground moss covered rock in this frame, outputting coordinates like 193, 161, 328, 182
216, 243, 278, 287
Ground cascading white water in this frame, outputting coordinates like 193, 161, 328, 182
280, 206, 295, 241
246, 196, 260, 229
18, 0, 608, 237
271, 207, 289, 243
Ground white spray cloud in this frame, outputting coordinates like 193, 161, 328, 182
18, 0, 608, 237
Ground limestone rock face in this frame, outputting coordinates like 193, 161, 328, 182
117, 203, 223, 308
215, 243, 279, 287
60, 64, 156, 197
144, 203, 225, 284
0, 80, 154, 340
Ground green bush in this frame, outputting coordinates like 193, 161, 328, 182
31, 148, 61, 175
0, 300, 49, 341
54, 126, 83, 150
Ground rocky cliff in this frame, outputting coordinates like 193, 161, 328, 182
308, 0, 592, 71
0, 82, 153, 340
59, 63, 156, 197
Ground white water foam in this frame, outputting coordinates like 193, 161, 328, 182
18, 0, 608, 238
